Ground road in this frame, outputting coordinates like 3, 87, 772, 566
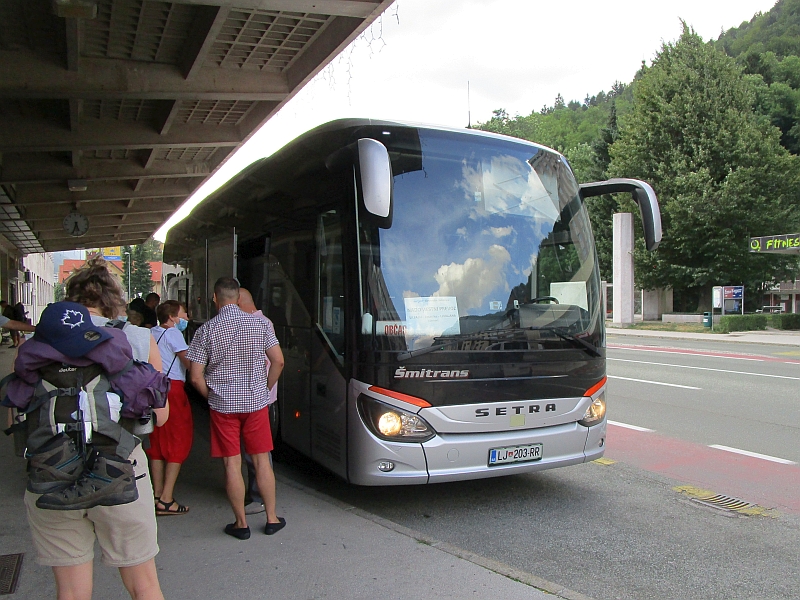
276, 333, 800, 600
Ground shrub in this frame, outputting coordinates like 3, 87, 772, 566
767, 313, 800, 330
717, 314, 767, 333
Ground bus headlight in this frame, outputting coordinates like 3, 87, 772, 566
358, 395, 435, 442
579, 392, 606, 427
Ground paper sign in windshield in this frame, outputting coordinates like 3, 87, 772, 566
404, 296, 460, 337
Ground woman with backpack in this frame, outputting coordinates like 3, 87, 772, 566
25, 257, 170, 600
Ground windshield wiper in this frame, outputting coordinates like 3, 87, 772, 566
536, 327, 602, 357
396, 344, 448, 361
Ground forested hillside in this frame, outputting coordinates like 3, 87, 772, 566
478, 1, 800, 312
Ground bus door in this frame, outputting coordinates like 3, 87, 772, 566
239, 237, 314, 459
310, 209, 348, 478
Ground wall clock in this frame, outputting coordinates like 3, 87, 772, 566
63, 210, 89, 237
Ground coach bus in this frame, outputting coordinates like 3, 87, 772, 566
163, 119, 661, 485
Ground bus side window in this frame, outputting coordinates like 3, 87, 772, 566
316, 210, 345, 362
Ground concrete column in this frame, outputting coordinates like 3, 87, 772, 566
613, 212, 634, 325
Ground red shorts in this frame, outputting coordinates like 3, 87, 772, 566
145, 379, 194, 464
209, 405, 273, 458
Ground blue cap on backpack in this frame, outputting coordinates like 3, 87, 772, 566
34, 301, 113, 357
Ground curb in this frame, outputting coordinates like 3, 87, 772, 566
275, 472, 596, 600
605, 328, 800, 347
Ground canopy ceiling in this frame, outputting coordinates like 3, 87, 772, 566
0, 0, 393, 253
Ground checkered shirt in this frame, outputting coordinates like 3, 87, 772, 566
187, 303, 279, 414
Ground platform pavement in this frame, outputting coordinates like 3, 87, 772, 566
606, 324, 800, 346
0, 344, 592, 600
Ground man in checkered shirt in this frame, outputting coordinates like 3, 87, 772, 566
188, 277, 286, 540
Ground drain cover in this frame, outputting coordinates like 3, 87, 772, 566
692, 494, 756, 513
0, 553, 23, 595
674, 485, 778, 517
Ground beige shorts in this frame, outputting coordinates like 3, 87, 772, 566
24, 445, 159, 568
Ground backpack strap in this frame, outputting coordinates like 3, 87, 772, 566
0, 372, 18, 408
155, 329, 179, 377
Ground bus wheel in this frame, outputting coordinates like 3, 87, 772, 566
269, 401, 282, 459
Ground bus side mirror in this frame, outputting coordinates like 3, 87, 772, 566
579, 178, 662, 251
357, 138, 393, 229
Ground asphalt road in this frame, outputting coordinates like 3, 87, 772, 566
276, 334, 800, 600
606, 335, 800, 464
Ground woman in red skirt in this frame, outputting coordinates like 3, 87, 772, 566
147, 300, 193, 515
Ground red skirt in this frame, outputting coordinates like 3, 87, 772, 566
146, 379, 194, 464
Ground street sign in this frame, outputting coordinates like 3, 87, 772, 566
723, 286, 743, 299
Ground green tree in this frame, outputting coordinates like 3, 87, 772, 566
609, 26, 800, 311
716, 2, 800, 155
130, 244, 153, 297
477, 87, 631, 155
139, 238, 163, 262
583, 102, 622, 281
715, 0, 800, 60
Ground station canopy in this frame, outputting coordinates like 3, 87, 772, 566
0, 0, 393, 253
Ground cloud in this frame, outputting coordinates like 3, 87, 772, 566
433, 244, 511, 312
489, 226, 514, 238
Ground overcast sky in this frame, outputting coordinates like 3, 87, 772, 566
155, 0, 779, 240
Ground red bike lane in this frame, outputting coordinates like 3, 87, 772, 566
604, 423, 800, 515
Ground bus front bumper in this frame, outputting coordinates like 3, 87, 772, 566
347, 418, 606, 486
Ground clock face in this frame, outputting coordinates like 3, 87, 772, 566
63, 211, 89, 237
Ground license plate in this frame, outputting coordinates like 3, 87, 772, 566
488, 443, 543, 466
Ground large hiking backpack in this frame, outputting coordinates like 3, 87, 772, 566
4, 360, 149, 510
2, 301, 169, 510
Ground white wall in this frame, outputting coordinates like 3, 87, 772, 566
22, 253, 55, 325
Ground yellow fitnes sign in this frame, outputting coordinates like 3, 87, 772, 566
749, 234, 800, 253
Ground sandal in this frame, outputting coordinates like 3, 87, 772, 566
155, 498, 189, 516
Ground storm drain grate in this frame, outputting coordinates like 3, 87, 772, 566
692, 494, 755, 512
674, 485, 778, 518
0, 553, 23, 595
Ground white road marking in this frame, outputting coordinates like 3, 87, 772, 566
608, 358, 800, 381
608, 420, 654, 432
708, 445, 797, 465
610, 347, 763, 361
607, 375, 701, 390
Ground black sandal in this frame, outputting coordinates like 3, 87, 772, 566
155, 498, 189, 516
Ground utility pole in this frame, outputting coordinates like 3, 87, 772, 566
124, 251, 131, 300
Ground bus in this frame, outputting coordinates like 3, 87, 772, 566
163, 119, 661, 485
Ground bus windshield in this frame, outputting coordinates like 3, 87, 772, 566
359, 129, 602, 354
